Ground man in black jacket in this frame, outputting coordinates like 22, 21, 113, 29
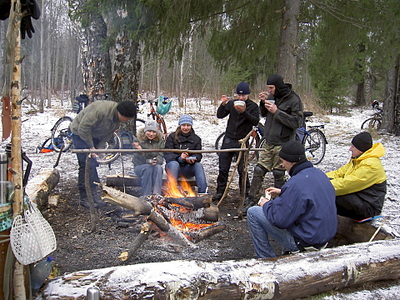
244, 74, 303, 213
213, 82, 260, 201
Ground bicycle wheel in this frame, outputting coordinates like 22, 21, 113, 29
361, 117, 381, 130
51, 116, 73, 152
303, 129, 326, 165
214, 131, 260, 162
97, 132, 122, 165
133, 118, 146, 136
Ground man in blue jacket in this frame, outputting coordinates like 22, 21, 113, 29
247, 141, 337, 258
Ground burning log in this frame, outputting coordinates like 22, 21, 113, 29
163, 194, 212, 209
40, 238, 400, 299
190, 224, 227, 243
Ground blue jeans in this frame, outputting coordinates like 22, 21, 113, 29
247, 206, 299, 258
134, 164, 163, 196
165, 161, 207, 193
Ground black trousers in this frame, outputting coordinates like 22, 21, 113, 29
216, 136, 250, 195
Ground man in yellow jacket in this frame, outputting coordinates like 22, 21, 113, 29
326, 132, 387, 220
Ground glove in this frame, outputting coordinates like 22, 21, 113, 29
20, 0, 40, 39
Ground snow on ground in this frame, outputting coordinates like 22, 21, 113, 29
1, 98, 399, 298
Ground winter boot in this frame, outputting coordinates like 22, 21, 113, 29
272, 169, 286, 188
242, 195, 257, 215
248, 164, 268, 200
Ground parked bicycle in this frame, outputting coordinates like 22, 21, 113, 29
361, 109, 382, 130
50, 94, 122, 164
214, 123, 264, 162
135, 96, 171, 137
214, 111, 327, 165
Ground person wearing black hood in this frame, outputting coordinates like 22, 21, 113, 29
243, 74, 303, 213
212, 82, 260, 202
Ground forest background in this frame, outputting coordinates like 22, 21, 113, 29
0, 0, 399, 134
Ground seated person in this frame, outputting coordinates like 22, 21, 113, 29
164, 115, 207, 193
326, 132, 387, 220
132, 120, 165, 196
247, 141, 337, 258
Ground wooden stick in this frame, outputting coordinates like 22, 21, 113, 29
217, 129, 254, 207
72, 148, 265, 154
120, 222, 152, 262
85, 155, 98, 232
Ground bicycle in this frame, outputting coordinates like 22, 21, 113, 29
50, 95, 122, 164
214, 123, 264, 162
257, 113, 327, 165
135, 96, 171, 138
361, 110, 382, 130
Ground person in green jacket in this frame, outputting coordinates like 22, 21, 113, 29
326, 132, 387, 220
70, 100, 136, 208
132, 120, 165, 196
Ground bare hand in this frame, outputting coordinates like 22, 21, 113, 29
264, 101, 277, 114
266, 187, 281, 198
181, 152, 189, 160
234, 104, 246, 113
259, 91, 268, 101
133, 142, 141, 149
221, 95, 230, 106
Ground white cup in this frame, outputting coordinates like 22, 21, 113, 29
267, 100, 275, 105
234, 100, 246, 107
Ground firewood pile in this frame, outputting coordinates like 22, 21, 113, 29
100, 184, 226, 262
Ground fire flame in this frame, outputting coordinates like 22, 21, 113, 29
163, 171, 196, 198
170, 217, 216, 232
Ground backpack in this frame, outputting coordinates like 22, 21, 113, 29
118, 130, 135, 149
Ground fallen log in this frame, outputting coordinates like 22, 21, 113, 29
25, 167, 60, 208
40, 238, 400, 299
118, 222, 152, 262
163, 194, 212, 209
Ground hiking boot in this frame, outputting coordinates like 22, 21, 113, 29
242, 195, 257, 215
212, 193, 223, 202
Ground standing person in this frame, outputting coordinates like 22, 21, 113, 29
164, 115, 207, 193
326, 132, 387, 220
244, 74, 303, 212
247, 141, 337, 258
132, 120, 165, 196
70, 100, 136, 208
212, 82, 260, 202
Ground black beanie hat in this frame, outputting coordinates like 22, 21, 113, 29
266, 74, 285, 89
279, 140, 306, 163
236, 82, 250, 95
351, 132, 372, 152
116, 101, 136, 118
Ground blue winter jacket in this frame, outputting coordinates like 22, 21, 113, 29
263, 161, 337, 247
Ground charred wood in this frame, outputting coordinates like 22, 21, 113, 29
191, 224, 227, 243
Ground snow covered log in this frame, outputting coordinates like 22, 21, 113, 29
25, 167, 60, 208
40, 238, 400, 299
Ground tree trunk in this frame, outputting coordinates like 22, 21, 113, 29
112, 29, 140, 102
390, 54, 400, 135
275, 0, 300, 85
40, 239, 400, 299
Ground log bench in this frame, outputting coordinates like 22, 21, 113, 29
106, 174, 197, 187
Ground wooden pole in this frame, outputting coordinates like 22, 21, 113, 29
7, 0, 26, 298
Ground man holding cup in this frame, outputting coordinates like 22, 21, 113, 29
244, 74, 304, 213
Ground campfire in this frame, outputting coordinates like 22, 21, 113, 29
101, 174, 226, 261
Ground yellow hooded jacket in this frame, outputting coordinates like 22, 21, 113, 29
326, 143, 386, 196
